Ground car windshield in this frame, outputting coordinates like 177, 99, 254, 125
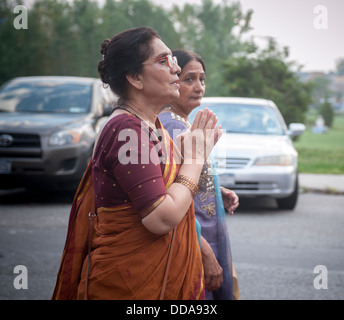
0, 80, 92, 114
191, 102, 285, 135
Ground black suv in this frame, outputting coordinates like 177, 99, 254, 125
0, 76, 114, 191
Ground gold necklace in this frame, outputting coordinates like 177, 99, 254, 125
170, 111, 191, 128
164, 105, 191, 128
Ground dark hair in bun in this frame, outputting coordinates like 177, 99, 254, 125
97, 27, 160, 99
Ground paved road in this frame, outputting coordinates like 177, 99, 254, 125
0, 189, 72, 300
0, 189, 343, 300
228, 194, 344, 300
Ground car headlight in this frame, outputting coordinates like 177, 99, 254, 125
253, 155, 293, 166
49, 129, 82, 146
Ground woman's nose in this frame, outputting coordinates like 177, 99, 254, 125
172, 63, 181, 74
195, 80, 205, 92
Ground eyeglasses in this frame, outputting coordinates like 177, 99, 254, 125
143, 54, 178, 69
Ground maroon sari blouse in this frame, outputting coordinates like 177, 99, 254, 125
92, 113, 167, 217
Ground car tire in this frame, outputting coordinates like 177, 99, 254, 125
277, 174, 299, 210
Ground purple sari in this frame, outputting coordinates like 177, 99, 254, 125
159, 112, 234, 300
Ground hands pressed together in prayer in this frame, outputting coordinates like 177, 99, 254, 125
177, 108, 222, 164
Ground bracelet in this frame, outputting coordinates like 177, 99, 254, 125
175, 175, 199, 198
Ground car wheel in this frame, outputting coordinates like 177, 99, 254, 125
277, 175, 299, 210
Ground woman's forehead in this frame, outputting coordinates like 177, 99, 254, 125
150, 38, 172, 57
181, 60, 205, 74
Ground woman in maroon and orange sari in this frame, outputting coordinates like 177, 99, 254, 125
52, 27, 222, 300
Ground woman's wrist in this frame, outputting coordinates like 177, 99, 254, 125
175, 175, 198, 198
183, 155, 206, 165
178, 162, 203, 183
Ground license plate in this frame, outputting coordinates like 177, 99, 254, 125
219, 173, 235, 186
0, 159, 12, 174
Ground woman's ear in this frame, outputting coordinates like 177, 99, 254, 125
126, 73, 143, 90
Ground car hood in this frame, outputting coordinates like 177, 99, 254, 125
214, 133, 297, 158
0, 112, 90, 134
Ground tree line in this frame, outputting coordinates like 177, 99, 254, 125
0, 0, 312, 124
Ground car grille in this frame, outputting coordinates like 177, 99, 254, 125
226, 157, 250, 168
216, 157, 250, 169
0, 133, 41, 158
216, 156, 278, 192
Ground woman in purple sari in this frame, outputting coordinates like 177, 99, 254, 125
159, 49, 240, 300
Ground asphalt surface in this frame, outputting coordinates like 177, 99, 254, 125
0, 173, 343, 302
228, 192, 344, 300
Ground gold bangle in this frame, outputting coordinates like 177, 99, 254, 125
175, 175, 198, 198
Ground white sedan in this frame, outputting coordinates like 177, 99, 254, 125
190, 97, 305, 210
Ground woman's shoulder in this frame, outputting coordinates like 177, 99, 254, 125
101, 113, 148, 137
159, 112, 188, 132
96, 113, 143, 149
107, 113, 142, 129
158, 111, 173, 123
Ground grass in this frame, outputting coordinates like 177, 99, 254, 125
293, 113, 344, 174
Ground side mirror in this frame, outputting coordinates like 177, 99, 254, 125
288, 123, 305, 137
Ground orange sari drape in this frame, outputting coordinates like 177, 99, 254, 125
52, 124, 204, 300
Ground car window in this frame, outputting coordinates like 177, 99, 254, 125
0, 80, 92, 114
190, 103, 285, 135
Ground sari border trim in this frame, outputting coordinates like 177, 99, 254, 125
140, 195, 166, 218
196, 267, 205, 300
97, 195, 166, 218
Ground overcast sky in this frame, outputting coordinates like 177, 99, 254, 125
152, 0, 344, 73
